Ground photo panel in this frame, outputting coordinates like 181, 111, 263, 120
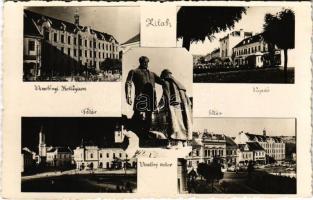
176, 6, 295, 84
178, 117, 296, 194
21, 117, 137, 193
121, 47, 193, 151
23, 6, 140, 82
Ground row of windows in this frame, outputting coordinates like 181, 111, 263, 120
234, 44, 268, 56
204, 149, 224, 157
87, 152, 128, 159
266, 149, 285, 154
242, 153, 252, 159
52, 33, 118, 51
255, 151, 265, 156
47, 153, 71, 159
226, 150, 236, 155
59, 47, 118, 59
261, 143, 285, 149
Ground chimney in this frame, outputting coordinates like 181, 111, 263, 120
240, 29, 244, 37
74, 9, 79, 26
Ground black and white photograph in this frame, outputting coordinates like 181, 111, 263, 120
177, 118, 296, 194
122, 48, 193, 149
23, 7, 140, 82
21, 117, 137, 193
177, 7, 295, 83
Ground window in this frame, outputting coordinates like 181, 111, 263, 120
205, 150, 207, 157
74, 37, 77, 45
90, 153, 93, 158
79, 50, 82, 56
68, 36, 71, 44
106, 44, 108, 50
85, 40, 87, 47
102, 43, 104, 49
99, 52, 101, 58
74, 49, 77, 57
61, 35, 64, 43
99, 43, 101, 48
100, 153, 102, 158
28, 41, 35, 51
196, 150, 199, 156
119, 153, 122, 158
54, 33, 57, 42
79, 38, 82, 46
113, 153, 116, 158
90, 51, 92, 57
85, 50, 87, 57
61, 47, 64, 53
94, 51, 97, 58
106, 153, 109, 158
90, 41, 92, 47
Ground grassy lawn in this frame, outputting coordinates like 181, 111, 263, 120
193, 67, 294, 83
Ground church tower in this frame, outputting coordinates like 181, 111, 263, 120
38, 126, 47, 163
74, 9, 79, 26
263, 128, 267, 136
114, 124, 125, 143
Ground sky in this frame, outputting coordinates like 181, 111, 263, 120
27, 7, 140, 44
177, 6, 294, 55
22, 117, 123, 152
193, 118, 296, 137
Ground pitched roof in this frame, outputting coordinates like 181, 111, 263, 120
225, 136, 237, 147
211, 48, 220, 54
24, 9, 118, 43
121, 33, 140, 45
24, 14, 42, 38
246, 142, 265, 151
233, 33, 263, 49
245, 132, 267, 142
238, 144, 250, 152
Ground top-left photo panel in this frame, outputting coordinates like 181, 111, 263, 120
23, 6, 140, 82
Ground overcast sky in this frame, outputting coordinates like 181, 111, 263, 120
193, 118, 296, 137
177, 6, 294, 55
27, 7, 140, 44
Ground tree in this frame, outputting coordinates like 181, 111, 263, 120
263, 9, 295, 83
197, 159, 224, 192
100, 58, 122, 73
177, 7, 246, 50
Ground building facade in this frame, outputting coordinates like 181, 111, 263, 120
73, 145, 137, 170
24, 14, 43, 80
234, 130, 286, 162
186, 131, 228, 170
24, 9, 120, 79
46, 147, 73, 167
219, 29, 252, 61
232, 33, 282, 67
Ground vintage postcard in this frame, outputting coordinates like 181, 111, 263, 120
2, 1, 312, 199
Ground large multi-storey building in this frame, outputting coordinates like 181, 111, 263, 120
235, 130, 286, 162
232, 33, 282, 67
186, 131, 228, 170
24, 9, 120, 79
219, 29, 252, 61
